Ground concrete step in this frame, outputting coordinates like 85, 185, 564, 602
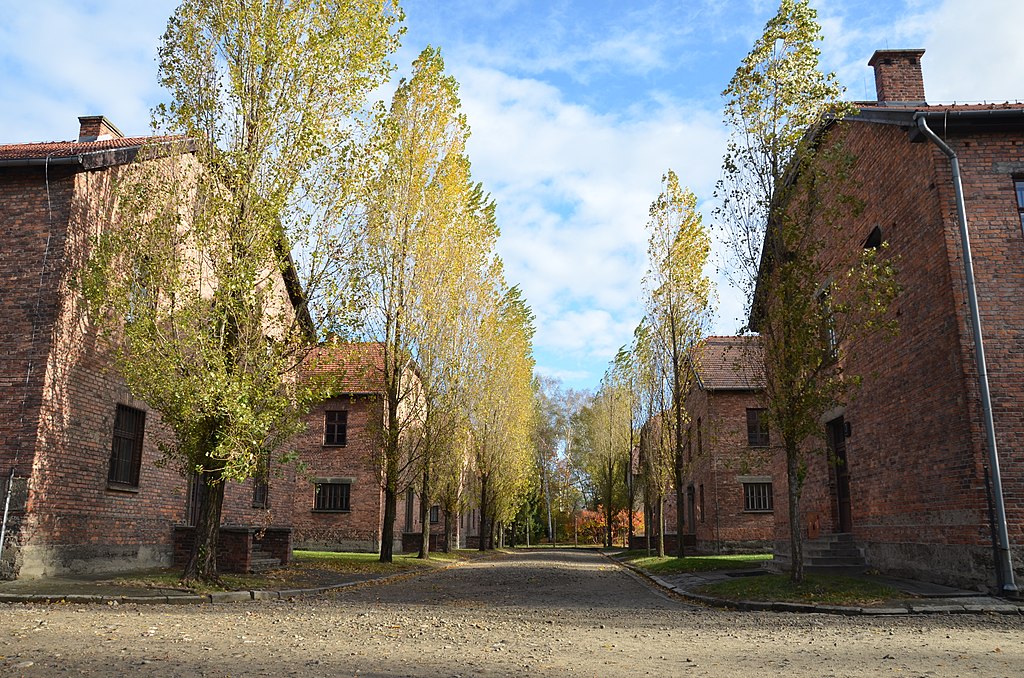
806, 555, 867, 567
249, 550, 282, 573
805, 546, 863, 559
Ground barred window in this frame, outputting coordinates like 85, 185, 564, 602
314, 481, 351, 512
108, 404, 145, 488
743, 482, 773, 512
746, 408, 770, 447
1016, 179, 1024, 233
324, 410, 348, 446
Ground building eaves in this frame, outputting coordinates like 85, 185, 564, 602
0, 136, 196, 170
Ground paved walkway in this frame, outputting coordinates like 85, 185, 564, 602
1, 550, 1022, 615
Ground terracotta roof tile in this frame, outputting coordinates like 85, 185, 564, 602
691, 336, 763, 391
303, 342, 386, 394
0, 135, 186, 161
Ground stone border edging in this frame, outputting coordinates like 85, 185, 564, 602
0, 551, 498, 606
602, 551, 1024, 617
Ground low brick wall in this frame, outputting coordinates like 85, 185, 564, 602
173, 526, 292, 573
628, 533, 696, 553
401, 532, 443, 553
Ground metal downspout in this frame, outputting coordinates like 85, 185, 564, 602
915, 114, 1018, 596
0, 468, 14, 565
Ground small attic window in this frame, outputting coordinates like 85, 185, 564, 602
863, 226, 883, 250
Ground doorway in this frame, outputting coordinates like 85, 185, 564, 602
826, 417, 852, 533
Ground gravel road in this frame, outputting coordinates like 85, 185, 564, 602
2, 549, 1022, 676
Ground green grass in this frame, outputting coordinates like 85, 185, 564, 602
698, 573, 902, 606
615, 550, 773, 574
111, 548, 479, 593
293, 548, 476, 573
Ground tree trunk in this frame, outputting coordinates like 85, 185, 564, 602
606, 458, 614, 548
656, 496, 665, 558
380, 483, 397, 562
644, 501, 652, 555
787, 443, 804, 583
674, 447, 686, 559
418, 467, 430, 559
478, 473, 488, 552
443, 509, 454, 553
183, 469, 226, 584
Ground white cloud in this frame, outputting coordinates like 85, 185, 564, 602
449, 64, 728, 381
0, 1, 170, 143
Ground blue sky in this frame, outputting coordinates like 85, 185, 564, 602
2, 0, 1023, 392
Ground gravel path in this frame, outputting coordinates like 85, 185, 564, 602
2, 549, 1022, 676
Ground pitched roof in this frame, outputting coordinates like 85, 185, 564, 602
304, 342, 386, 395
690, 336, 763, 391
0, 136, 195, 169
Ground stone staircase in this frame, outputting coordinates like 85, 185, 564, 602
771, 533, 868, 574
803, 533, 867, 574
249, 548, 283, 573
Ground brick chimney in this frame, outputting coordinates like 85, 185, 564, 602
77, 115, 124, 142
868, 49, 926, 106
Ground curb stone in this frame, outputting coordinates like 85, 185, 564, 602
601, 551, 1021, 616
0, 551, 496, 606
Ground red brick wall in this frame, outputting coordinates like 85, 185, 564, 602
684, 388, 775, 553
288, 395, 392, 552
2, 160, 301, 578
772, 119, 1024, 589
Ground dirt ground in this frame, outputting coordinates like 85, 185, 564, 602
1, 549, 1022, 677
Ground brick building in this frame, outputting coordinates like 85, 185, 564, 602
755, 50, 1024, 591
634, 336, 773, 554
681, 336, 773, 554
0, 117, 296, 578
288, 342, 437, 554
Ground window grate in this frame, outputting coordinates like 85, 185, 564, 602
108, 404, 145, 487
1015, 179, 1024, 233
743, 482, 773, 512
314, 482, 350, 511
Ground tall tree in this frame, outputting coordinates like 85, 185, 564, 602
642, 170, 713, 558
718, 0, 898, 581
469, 284, 537, 550
348, 46, 488, 562
84, 0, 401, 584
631, 320, 675, 557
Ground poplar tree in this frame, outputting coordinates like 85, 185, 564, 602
642, 170, 713, 558
84, 0, 401, 583
470, 284, 537, 550
717, 0, 898, 581
350, 46, 485, 562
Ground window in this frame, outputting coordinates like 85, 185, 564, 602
686, 428, 692, 463
1016, 179, 1024, 233
746, 408, 770, 447
313, 480, 351, 512
324, 410, 348, 446
743, 482, 773, 512
863, 225, 883, 250
817, 284, 837, 360
108, 404, 145, 488
696, 418, 703, 458
251, 450, 270, 508
699, 484, 705, 523
430, 505, 440, 523
405, 487, 414, 531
